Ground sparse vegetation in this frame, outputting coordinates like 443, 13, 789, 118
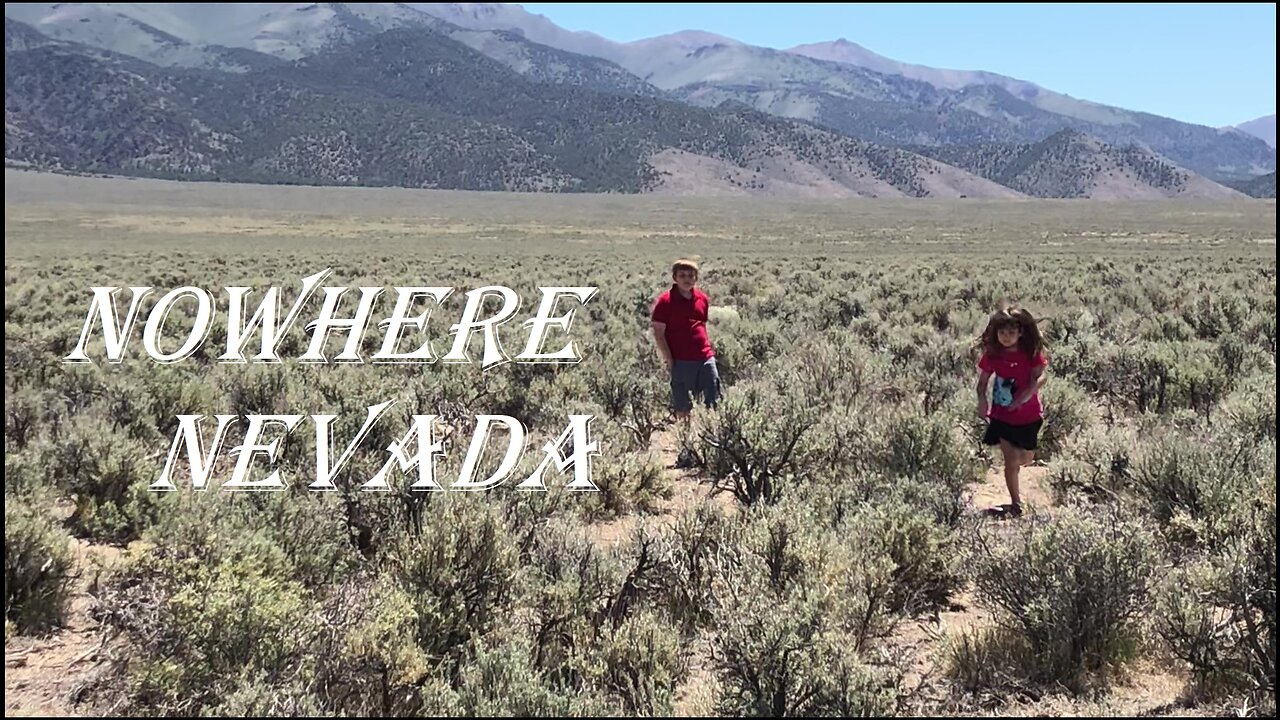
3, 177, 1275, 716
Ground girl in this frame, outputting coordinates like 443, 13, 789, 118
975, 305, 1047, 518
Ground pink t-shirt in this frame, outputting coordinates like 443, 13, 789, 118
980, 348, 1048, 425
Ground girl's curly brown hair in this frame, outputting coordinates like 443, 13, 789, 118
979, 302, 1044, 359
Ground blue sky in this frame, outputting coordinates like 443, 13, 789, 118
520, 3, 1276, 128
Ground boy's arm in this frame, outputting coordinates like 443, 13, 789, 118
651, 322, 672, 372
976, 369, 992, 421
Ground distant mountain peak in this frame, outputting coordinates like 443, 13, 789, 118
1234, 114, 1275, 148
426, 3, 508, 20
628, 30, 739, 50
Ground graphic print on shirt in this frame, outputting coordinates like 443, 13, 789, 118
993, 376, 1016, 407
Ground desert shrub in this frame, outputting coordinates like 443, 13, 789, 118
580, 450, 670, 521
856, 406, 979, 527
1047, 422, 1137, 504
4, 387, 62, 451
138, 492, 360, 589
713, 613, 894, 717
708, 317, 785, 386
908, 339, 972, 414
203, 676, 328, 717
1036, 379, 1094, 460
522, 523, 621, 683
1129, 431, 1270, 549
1138, 313, 1196, 342
693, 380, 823, 506
3, 448, 47, 498
5, 498, 74, 634
218, 363, 299, 416
1219, 373, 1277, 444
845, 499, 964, 614
493, 485, 577, 557
583, 610, 683, 715
312, 578, 433, 716
582, 347, 667, 449
1182, 293, 1250, 340
107, 547, 318, 713
1093, 343, 1168, 413
703, 501, 900, 716
384, 497, 520, 676
766, 332, 879, 410
654, 504, 741, 635
961, 507, 1157, 693
41, 420, 161, 542
418, 627, 618, 716
946, 626, 1039, 698
1156, 481, 1275, 710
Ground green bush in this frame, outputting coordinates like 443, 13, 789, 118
1130, 432, 1269, 549
1219, 373, 1277, 444
693, 380, 823, 506
962, 507, 1157, 693
587, 610, 683, 715
581, 450, 670, 521
706, 501, 899, 716
1156, 481, 1275, 710
385, 498, 520, 675
655, 504, 741, 635
323, 578, 432, 716
860, 407, 980, 527
419, 627, 618, 716
1036, 379, 1094, 460
1048, 422, 1137, 504
5, 499, 74, 634
845, 499, 964, 614
112, 549, 318, 713
946, 626, 1039, 698
45, 421, 160, 542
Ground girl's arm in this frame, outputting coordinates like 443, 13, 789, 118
976, 369, 992, 420
1011, 365, 1047, 408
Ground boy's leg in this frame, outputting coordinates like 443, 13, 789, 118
670, 361, 699, 468
696, 357, 721, 408
670, 360, 695, 420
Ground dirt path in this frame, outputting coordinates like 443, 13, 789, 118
968, 463, 1053, 515
4, 540, 120, 717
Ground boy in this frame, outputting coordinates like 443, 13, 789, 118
651, 258, 720, 419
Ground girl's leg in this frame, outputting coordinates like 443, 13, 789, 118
998, 439, 1022, 506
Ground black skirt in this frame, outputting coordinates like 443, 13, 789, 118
983, 418, 1043, 451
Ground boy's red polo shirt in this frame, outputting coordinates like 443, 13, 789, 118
651, 285, 714, 361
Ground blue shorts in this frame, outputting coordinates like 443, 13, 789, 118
671, 358, 720, 412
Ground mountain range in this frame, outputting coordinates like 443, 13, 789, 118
411, 4, 1273, 182
1225, 172, 1276, 199
4, 3, 1273, 199
1232, 114, 1276, 149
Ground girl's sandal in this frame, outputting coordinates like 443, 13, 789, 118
984, 503, 1024, 519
